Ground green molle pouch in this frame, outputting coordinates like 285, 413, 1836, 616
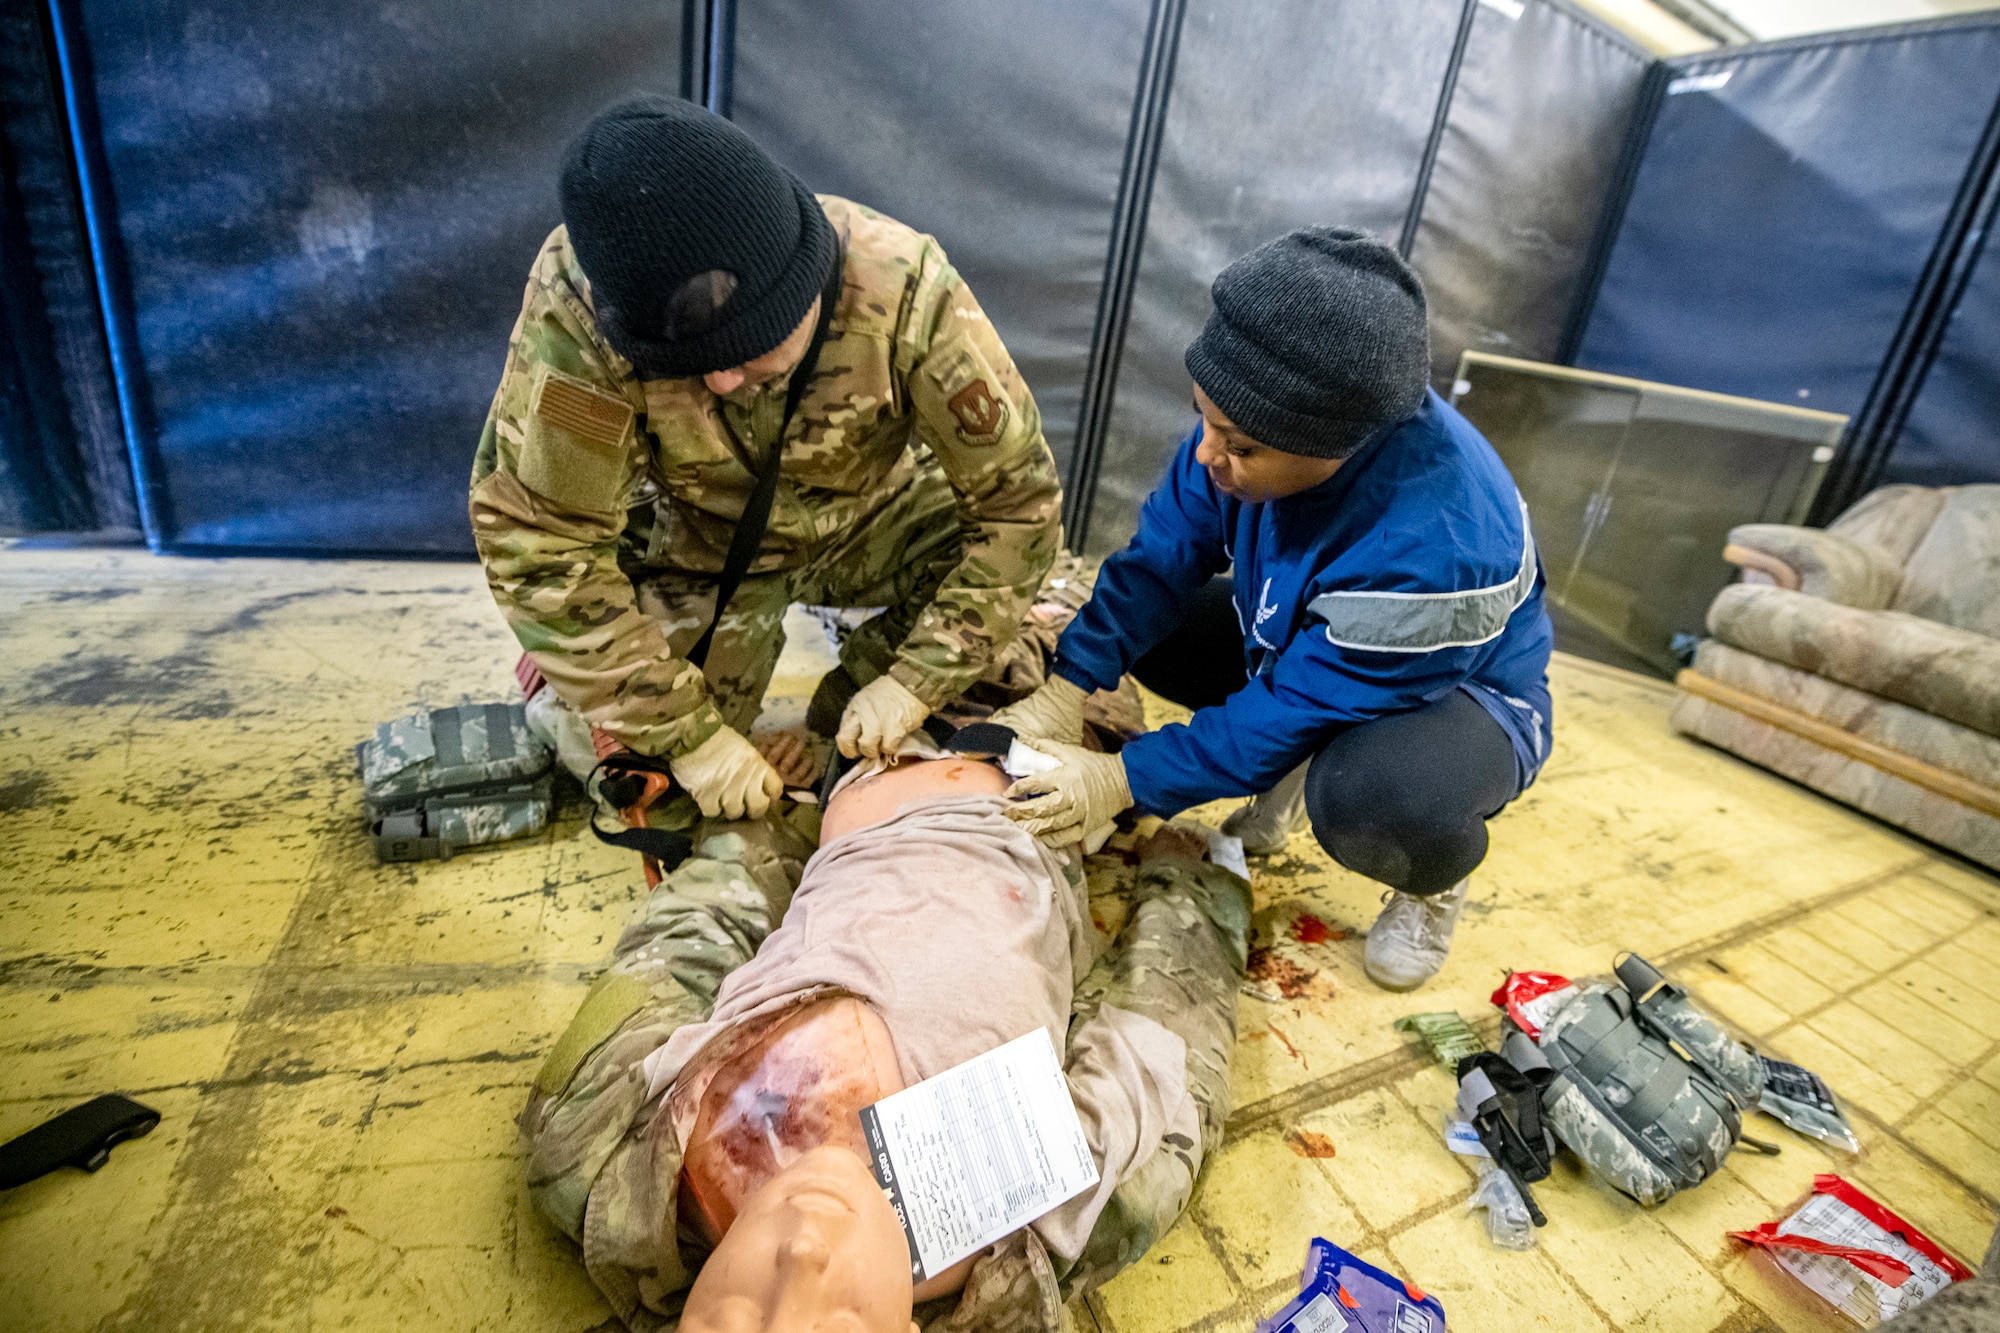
358, 703, 555, 863
1395, 1011, 1486, 1068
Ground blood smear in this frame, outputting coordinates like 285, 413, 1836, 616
1290, 914, 1337, 945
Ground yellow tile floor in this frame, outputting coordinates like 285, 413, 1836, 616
1, 546, 1994, 1333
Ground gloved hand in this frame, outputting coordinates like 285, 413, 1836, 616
670, 725, 784, 819
1003, 741, 1132, 844
987, 675, 1086, 744
836, 673, 932, 760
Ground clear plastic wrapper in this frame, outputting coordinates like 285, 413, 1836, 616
1467, 1167, 1537, 1250
1731, 1174, 1971, 1327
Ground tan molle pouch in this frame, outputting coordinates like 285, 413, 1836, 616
517, 364, 635, 513
925, 343, 1011, 447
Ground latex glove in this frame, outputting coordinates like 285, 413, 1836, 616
1003, 741, 1132, 844
987, 675, 1086, 745
670, 725, 784, 819
836, 673, 931, 760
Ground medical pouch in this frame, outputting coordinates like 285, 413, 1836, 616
1531, 954, 1754, 1207
358, 703, 554, 862
1258, 1236, 1446, 1333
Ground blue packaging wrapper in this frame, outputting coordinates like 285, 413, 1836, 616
1256, 1238, 1447, 1333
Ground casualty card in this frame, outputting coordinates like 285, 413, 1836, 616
860, 1029, 1099, 1282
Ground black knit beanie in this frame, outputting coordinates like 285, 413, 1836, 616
560, 94, 837, 378
1184, 227, 1430, 459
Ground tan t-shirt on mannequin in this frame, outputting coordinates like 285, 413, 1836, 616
654, 756, 1196, 1295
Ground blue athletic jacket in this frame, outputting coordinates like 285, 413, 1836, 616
1053, 389, 1554, 818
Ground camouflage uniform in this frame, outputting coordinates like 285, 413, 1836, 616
520, 809, 1249, 1333
471, 196, 1064, 756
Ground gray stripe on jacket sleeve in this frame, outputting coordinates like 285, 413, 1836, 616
1307, 499, 1538, 654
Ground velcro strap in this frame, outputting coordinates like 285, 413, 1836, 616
485, 702, 516, 761
433, 707, 465, 768
1503, 1029, 1552, 1076
1569, 1007, 1644, 1086
535, 972, 651, 1097
1622, 1057, 1692, 1128
1456, 1067, 1500, 1121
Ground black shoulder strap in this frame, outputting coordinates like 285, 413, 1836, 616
590, 818, 695, 870
687, 255, 844, 670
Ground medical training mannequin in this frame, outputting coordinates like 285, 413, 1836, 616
676, 754, 1131, 1333
676, 756, 1014, 1325
670, 783, 1218, 1333
519, 737, 1246, 1333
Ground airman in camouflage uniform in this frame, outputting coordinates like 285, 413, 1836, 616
470, 97, 1061, 800
520, 806, 1248, 1333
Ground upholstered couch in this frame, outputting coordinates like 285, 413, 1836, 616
1671, 484, 2000, 870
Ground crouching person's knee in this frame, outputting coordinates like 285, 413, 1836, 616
1304, 748, 1489, 896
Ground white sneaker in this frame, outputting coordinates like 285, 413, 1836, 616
1220, 762, 1310, 856
1363, 879, 1470, 992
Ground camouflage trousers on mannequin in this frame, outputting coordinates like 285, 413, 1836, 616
520, 807, 1248, 1333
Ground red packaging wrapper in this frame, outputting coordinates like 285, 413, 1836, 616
1730, 1174, 1973, 1326
1489, 970, 1576, 1041
515, 652, 548, 701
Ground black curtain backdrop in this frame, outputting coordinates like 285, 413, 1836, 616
1884, 195, 2000, 489
1409, 0, 1652, 390
730, 0, 1152, 483
1575, 18, 2000, 424
56, 0, 683, 552
1, 2, 131, 533
28, 2, 2000, 552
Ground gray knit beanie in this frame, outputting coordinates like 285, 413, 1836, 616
561, 94, 836, 379
1184, 227, 1430, 459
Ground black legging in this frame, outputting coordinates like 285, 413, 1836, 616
1132, 577, 1521, 896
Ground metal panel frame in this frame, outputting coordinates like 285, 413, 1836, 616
46, 0, 165, 545
1063, 0, 1188, 546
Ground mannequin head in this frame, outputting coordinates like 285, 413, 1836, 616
680, 1144, 918, 1333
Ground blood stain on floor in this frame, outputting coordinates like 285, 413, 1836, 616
1284, 1128, 1337, 1159
1288, 912, 1345, 945
1247, 945, 1317, 999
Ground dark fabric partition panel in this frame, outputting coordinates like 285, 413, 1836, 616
2, 3, 133, 534
1574, 17, 2000, 421
730, 0, 1150, 481
1085, 0, 1466, 555
60, 0, 683, 553
1884, 211, 2000, 488
2, 41, 91, 534
1408, 0, 1651, 390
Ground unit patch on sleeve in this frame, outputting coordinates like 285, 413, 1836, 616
948, 379, 1004, 442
